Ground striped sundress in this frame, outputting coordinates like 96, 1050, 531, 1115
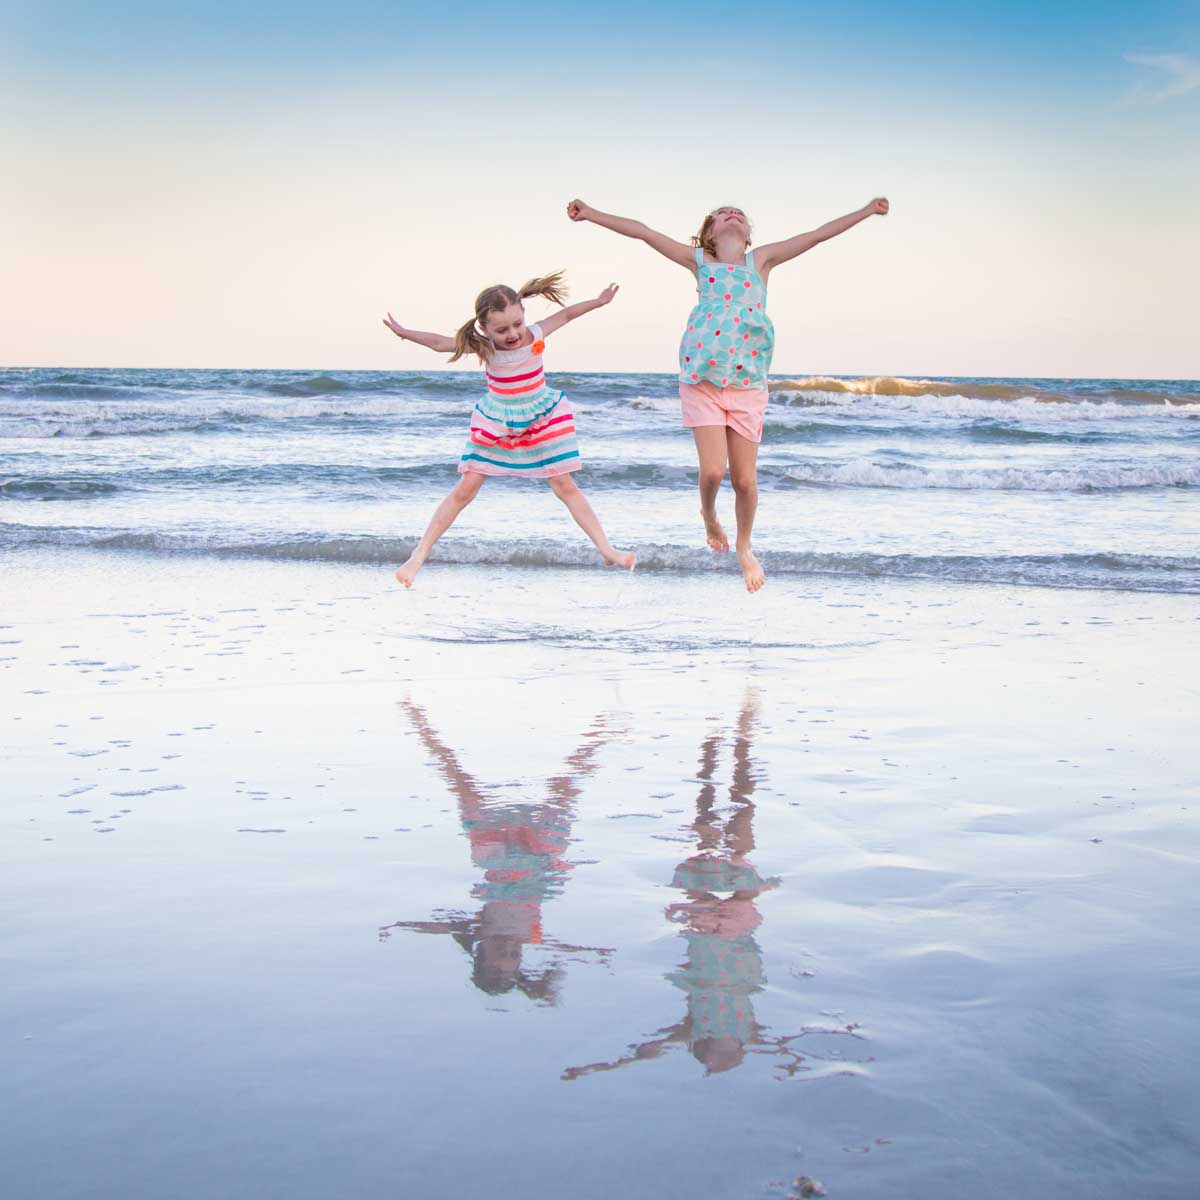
459, 323, 581, 477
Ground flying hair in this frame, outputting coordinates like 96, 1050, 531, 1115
449, 271, 569, 362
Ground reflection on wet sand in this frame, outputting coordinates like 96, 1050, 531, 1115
565, 693, 830, 1078
379, 701, 613, 1003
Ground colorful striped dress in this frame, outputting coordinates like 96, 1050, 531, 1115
459, 323, 581, 477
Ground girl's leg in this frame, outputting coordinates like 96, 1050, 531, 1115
395, 471, 487, 588
726, 430, 764, 593
545, 474, 636, 569
691, 426, 730, 553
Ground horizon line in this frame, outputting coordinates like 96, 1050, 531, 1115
3, 364, 1199, 385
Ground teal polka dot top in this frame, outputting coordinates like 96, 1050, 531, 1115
679, 247, 775, 389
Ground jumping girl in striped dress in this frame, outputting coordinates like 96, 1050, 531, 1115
383, 272, 636, 588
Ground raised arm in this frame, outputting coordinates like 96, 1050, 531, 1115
567, 199, 696, 271
536, 283, 619, 338
382, 313, 455, 354
755, 197, 889, 277
561, 1026, 685, 1081
398, 699, 487, 823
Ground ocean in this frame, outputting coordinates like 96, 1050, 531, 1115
2, 367, 1198, 597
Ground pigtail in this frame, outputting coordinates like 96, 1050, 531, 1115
516, 271, 568, 308
449, 317, 492, 364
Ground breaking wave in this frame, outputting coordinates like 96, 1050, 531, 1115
772, 375, 1199, 406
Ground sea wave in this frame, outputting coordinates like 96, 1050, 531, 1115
775, 390, 1200, 423
0, 395, 467, 439
0, 369, 475, 398
960, 424, 1119, 445
0, 476, 124, 498
0, 461, 696, 499
4, 523, 1197, 594
3, 455, 1193, 500
261, 374, 352, 397
760, 415, 1141, 445
11, 383, 161, 402
772, 375, 1200, 406
0, 463, 454, 497
780, 459, 1200, 492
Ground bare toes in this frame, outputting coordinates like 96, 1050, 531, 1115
738, 552, 765, 593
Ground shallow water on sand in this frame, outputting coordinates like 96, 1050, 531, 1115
3, 552, 1199, 1199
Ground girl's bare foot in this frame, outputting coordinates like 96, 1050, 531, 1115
737, 548, 765, 593
394, 556, 423, 588
702, 511, 729, 552
603, 549, 637, 570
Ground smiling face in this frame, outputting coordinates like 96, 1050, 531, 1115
694, 206, 752, 258
482, 301, 528, 350
712, 206, 749, 234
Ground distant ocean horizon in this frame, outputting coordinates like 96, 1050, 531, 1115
6, 366, 1198, 384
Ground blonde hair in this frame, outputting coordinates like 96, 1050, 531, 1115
450, 271, 569, 363
690, 207, 752, 259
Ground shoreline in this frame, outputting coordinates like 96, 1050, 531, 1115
5, 538, 1198, 598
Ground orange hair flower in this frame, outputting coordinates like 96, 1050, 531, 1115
531, 339, 545, 356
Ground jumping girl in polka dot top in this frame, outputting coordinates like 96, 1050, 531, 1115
383, 272, 636, 588
567, 197, 889, 593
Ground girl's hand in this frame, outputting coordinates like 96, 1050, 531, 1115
537, 284, 620, 335
566, 198, 593, 222
382, 312, 407, 338
867, 196, 889, 217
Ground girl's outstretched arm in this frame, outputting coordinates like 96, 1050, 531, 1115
382, 313, 455, 353
567, 199, 696, 271
561, 1026, 686, 1080
755, 197, 889, 277
536, 283, 619, 337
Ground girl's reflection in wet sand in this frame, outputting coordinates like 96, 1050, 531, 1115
379, 701, 614, 1003
564, 692, 810, 1078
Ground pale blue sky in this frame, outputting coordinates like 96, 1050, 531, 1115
3, 1, 1197, 376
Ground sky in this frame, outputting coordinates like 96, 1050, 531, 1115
2, 0, 1198, 378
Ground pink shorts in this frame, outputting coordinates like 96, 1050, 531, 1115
679, 381, 769, 444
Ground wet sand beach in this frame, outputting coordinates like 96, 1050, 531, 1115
3, 549, 1198, 1199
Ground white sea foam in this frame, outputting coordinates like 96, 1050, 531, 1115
772, 387, 1200, 422
782, 459, 1200, 491
0, 395, 464, 438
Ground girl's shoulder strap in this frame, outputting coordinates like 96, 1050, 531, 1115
528, 321, 543, 341
694, 246, 706, 269
744, 249, 756, 267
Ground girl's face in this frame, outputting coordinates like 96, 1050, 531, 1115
483, 302, 527, 350
712, 206, 750, 236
